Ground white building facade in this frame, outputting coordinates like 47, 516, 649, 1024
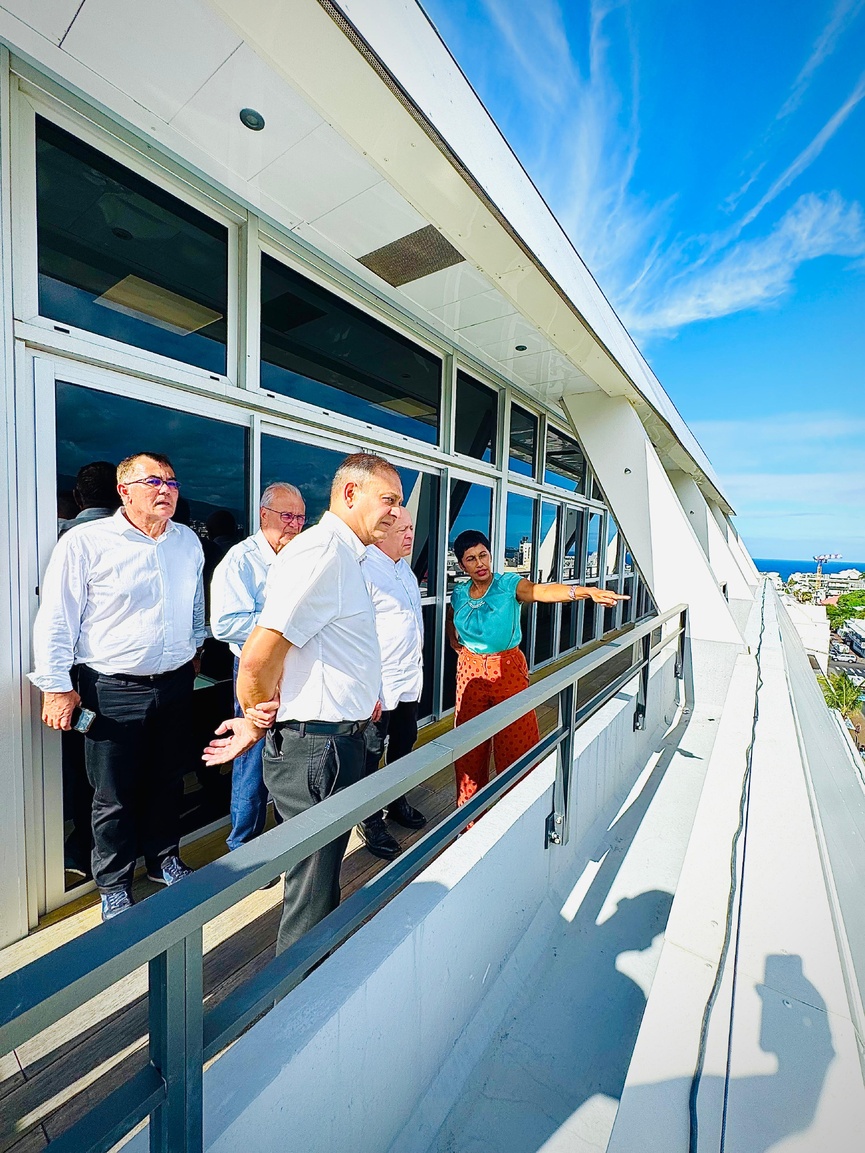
0, 0, 754, 950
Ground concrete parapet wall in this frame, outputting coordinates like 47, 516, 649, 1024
127, 654, 680, 1153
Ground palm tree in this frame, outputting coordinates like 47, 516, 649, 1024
819, 673, 862, 720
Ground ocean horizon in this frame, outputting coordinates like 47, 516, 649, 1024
754, 559, 865, 583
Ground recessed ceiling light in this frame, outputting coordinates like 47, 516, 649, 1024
515, 344, 527, 352
239, 108, 266, 131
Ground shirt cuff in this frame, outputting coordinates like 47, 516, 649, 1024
28, 670, 74, 693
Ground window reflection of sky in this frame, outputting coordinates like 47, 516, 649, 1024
506, 491, 534, 551
55, 382, 248, 530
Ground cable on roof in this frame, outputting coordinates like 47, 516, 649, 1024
688, 580, 768, 1152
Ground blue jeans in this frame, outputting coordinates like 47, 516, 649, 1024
228, 658, 282, 850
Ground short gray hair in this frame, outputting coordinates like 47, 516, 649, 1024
260, 482, 303, 508
330, 453, 400, 501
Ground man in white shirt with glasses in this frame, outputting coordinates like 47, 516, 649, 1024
30, 452, 204, 921
210, 482, 306, 852
357, 506, 427, 861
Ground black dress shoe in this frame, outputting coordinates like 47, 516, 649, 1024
357, 816, 402, 861
387, 796, 427, 830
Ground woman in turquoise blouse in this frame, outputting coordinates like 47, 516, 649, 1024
446, 530, 626, 806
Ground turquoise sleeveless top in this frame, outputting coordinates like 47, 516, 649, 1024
452, 571, 523, 655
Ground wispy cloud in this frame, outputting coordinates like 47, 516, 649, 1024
779, 0, 865, 119
626, 191, 865, 334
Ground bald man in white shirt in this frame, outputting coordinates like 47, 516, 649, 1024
203, 453, 402, 954
357, 508, 427, 861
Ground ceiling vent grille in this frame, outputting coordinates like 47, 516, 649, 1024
358, 224, 464, 287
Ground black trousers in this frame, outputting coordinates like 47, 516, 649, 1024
77, 662, 194, 891
263, 724, 365, 955
363, 699, 419, 820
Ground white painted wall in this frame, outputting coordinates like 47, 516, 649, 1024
126, 654, 680, 1153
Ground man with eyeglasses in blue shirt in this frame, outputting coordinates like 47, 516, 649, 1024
210, 483, 306, 853
30, 452, 205, 921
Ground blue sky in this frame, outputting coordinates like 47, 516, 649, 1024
421, 0, 865, 561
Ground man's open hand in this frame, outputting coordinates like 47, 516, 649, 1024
202, 716, 264, 766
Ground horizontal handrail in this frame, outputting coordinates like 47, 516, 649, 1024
0, 603, 687, 1153
0, 603, 686, 1056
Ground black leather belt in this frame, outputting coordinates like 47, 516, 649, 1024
277, 718, 371, 737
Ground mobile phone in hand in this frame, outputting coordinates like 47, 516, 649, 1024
71, 707, 96, 734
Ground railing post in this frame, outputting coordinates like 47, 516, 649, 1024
149, 930, 204, 1153
546, 680, 577, 848
675, 607, 687, 679
634, 633, 651, 731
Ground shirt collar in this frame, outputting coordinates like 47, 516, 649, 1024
112, 507, 180, 540
253, 529, 279, 560
320, 510, 366, 559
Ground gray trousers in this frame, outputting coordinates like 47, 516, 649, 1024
263, 724, 365, 955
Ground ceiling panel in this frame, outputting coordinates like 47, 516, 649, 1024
1, 0, 82, 44
431, 289, 516, 330
311, 180, 427, 258
463, 314, 548, 360
62, 0, 240, 122
169, 43, 323, 180
256, 122, 381, 222
398, 262, 491, 311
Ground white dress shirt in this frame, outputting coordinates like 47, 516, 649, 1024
363, 545, 423, 712
29, 509, 205, 693
210, 530, 278, 658
257, 511, 381, 723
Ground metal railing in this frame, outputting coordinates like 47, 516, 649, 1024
0, 604, 688, 1153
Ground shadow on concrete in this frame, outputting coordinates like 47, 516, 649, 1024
612, 954, 835, 1153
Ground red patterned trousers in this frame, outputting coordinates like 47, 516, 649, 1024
454, 647, 540, 807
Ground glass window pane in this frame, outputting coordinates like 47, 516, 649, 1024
591, 475, 604, 501
585, 512, 602, 581
563, 506, 582, 582
582, 598, 598, 644
545, 425, 585, 493
54, 382, 249, 887
261, 253, 440, 443
37, 118, 228, 374
447, 479, 492, 592
400, 470, 439, 598
420, 603, 436, 720
505, 490, 534, 576
534, 501, 559, 665
455, 371, 498, 463
260, 434, 345, 526
606, 516, 622, 578
509, 404, 537, 477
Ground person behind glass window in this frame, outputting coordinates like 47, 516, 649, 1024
210, 483, 306, 852
446, 530, 628, 809
30, 452, 205, 921
203, 453, 400, 954
58, 460, 120, 536
357, 506, 427, 861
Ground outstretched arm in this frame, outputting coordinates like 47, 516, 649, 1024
516, 579, 628, 608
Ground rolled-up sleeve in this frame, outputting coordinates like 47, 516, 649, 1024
29, 535, 87, 693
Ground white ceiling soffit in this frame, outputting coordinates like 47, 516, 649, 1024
202, 0, 729, 506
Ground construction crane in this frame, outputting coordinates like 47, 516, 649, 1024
814, 553, 842, 595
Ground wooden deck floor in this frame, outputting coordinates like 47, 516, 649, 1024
0, 701, 564, 1153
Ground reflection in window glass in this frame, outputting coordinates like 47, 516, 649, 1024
260, 254, 440, 443
559, 507, 582, 653
606, 516, 621, 578
420, 603, 436, 720
509, 404, 537, 477
582, 597, 598, 644
37, 118, 228, 374
455, 372, 498, 463
54, 382, 248, 888
585, 512, 602, 580
447, 479, 492, 591
591, 475, 604, 502
260, 435, 344, 526
545, 426, 585, 492
398, 468, 439, 597
505, 491, 534, 576
534, 501, 558, 665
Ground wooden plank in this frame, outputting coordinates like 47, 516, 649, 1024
4, 1126, 47, 1153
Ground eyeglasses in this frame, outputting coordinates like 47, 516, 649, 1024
126, 476, 181, 491
262, 507, 306, 526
